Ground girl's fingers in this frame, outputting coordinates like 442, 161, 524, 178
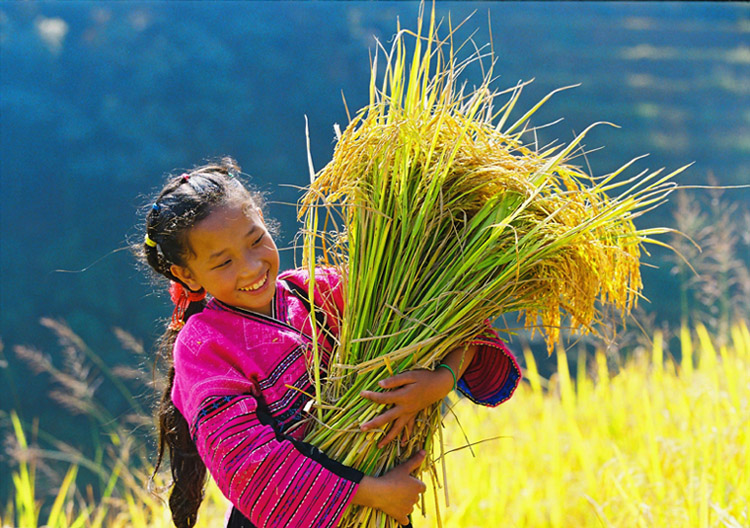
361, 387, 411, 408
400, 415, 416, 446
406, 415, 415, 437
360, 389, 409, 408
403, 449, 427, 474
360, 407, 400, 431
360, 389, 396, 405
377, 416, 408, 447
378, 371, 415, 389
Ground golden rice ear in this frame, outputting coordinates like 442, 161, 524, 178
296, 7, 683, 527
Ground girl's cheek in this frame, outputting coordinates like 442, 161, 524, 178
213, 267, 232, 281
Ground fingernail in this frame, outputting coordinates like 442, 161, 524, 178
378, 380, 385, 387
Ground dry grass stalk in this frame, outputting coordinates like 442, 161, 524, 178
5, 319, 163, 526
668, 183, 750, 338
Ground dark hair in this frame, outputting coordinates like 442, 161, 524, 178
137, 157, 264, 528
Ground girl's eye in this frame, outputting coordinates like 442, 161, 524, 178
253, 233, 265, 246
214, 259, 231, 270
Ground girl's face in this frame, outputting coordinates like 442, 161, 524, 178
170, 200, 279, 316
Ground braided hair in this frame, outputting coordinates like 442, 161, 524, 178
137, 157, 265, 528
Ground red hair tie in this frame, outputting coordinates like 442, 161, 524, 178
169, 282, 206, 331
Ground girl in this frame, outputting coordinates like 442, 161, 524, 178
139, 158, 520, 528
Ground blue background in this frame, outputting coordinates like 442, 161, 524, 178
1, 0, 748, 501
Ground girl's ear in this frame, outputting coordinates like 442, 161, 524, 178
170, 264, 202, 292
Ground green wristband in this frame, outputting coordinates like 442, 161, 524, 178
438, 363, 457, 391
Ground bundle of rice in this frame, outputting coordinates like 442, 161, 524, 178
298, 10, 686, 527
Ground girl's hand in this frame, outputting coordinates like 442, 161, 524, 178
351, 450, 427, 525
360, 368, 454, 448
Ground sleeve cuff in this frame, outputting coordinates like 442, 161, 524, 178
457, 328, 521, 407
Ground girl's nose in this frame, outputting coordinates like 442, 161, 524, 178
240, 250, 263, 277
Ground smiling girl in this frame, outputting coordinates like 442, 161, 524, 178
138, 158, 519, 528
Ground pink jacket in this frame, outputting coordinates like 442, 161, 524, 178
171, 267, 520, 527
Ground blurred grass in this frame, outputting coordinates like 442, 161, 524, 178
3, 320, 748, 527
416, 321, 749, 527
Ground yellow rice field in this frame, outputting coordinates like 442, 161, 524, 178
415, 323, 750, 528
3, 322, 748, 528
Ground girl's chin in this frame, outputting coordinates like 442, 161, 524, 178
234, 295, 273, 315
235, 273, 275, 314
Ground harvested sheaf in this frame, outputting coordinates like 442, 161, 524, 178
298, 10, 687, 527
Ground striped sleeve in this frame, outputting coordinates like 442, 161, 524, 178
192, 393, 362, 528
457, 325, 521, 407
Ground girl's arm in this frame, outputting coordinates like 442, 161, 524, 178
189, 392, 362, 527
359, 345, 478, 448
173, 319, 364, 528
361, 326, 521, 447
455, 325, 521, 406
350, 450, 427, 525
191, 392, 427, 526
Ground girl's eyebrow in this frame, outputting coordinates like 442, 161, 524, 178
207, 248, 229, 261
206, 226, 259, 261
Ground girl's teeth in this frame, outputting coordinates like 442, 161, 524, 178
240, 273, 267, 291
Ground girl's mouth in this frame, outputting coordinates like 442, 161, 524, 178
239, 271, 269, 292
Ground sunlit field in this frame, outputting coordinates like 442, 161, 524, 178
3, 322, 748, 528
417, 322, 749, 528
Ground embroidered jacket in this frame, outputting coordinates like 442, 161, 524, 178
171, 267, 521, 528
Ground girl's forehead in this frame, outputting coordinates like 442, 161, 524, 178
202, 200, 259, 227
188, 201, 261, 251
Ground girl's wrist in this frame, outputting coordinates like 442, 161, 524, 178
437, 363, 457, 391
351, 476, 381, 510
433, 366, 456, 398
442, 344, 478, 381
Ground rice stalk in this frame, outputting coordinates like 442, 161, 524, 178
297, 9, 684, 527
